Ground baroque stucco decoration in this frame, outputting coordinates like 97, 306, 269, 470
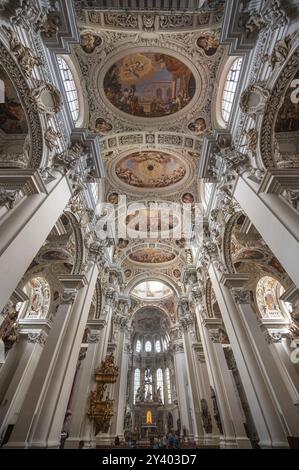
259, 49, 299, 169
0, 42, 44, 168
71, 25, 226, 134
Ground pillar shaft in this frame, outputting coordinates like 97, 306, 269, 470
0, 175, 72, 313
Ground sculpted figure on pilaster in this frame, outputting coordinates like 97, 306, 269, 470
104, 287, 117, 309
53, 143, 84, 172
3, 25, 42, 78
210, 386, 223, 435
0, 302, 20, 353
262, 33, 295, 69
44, 127, 62, 152
7, 1, 60, 38
0, 187, 19, 209
200, 399, 213, 434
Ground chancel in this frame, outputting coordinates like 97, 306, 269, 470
0, 0, 299, 451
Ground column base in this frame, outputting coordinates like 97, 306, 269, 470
203, 434, 220, 447
64, 438, 81, 449
96, 433, 113, 447
259, 440, 290, 449
220, 436, 252, 449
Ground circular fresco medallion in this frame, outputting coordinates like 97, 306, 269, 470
103, 52, 196, 118
182, 193, 194, 203
108, 192, 119, 204
115, 151, 186, 188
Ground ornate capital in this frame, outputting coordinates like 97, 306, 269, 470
27, 331, 48, 346
104, 287, 117, 307
87, 332, 100, 344
172, 340, 184, 353
264, 331, 282, 344
232, 290, 251, 305
61, 290, 77, 304
179, 314, 193, 332
0, 188, 19, 209
209, 329, 220, 344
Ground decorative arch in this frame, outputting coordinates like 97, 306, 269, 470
63, 211, 85, 275
0, 41, 44, 168
125, 272, 182, 298
221, 212, 244, 274
259, 48, 299, 169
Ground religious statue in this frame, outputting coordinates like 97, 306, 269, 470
262, 34, 295, 69
245, 10, 266, 34
156, 386, 162, 403
3, 26, 42, 77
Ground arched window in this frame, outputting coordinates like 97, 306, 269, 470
133, 368, 140, 404
136, 339, 142, 353
204, 182, 214, 207
145, 340, 152, 352
57, 57, 79, 121
155, 340, 161, 353
165, 368, 172, 404
22, 277, 51, 319
221, 58, 243, 123
256, 276, 288, 319
90, 183, 98, 204
156, 368, 164, 404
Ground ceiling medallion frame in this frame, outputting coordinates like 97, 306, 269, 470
94, 45, 205, 128
106, 146, 195, 197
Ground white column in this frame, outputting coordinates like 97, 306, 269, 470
115, 333, 131, 440
181, 328, 204, 445
207, 325, 251, 449
4, 272, 91, 448
30, 264, 99, 448
191, 343, 219, 446
234, 174, 299, 289
209, 265, 293, 448
233, 294, 299, 442
195, 310, 245, 449
0, 173, 72, 313
0, 325, 49, 442
172, 339, 193, 438
63, 320, 106, 449
79, 300, 114, 448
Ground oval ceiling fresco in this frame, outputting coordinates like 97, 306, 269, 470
126, 208, 180, 234
129, 249, 176, 264
103, 52, 196, 118
115, 151, 186, 188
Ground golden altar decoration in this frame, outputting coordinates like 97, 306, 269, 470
87, 354, 119, 434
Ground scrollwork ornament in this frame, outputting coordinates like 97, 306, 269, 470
61, 290, 77, 304
233, 290, 251, 305
31, 80, 62, 116
264, 331, 282, 344
87, 332, 100, 344
27, 331, 48, 346
209, 329, 220, 343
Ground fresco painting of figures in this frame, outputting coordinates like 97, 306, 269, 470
103, 52, 196, 118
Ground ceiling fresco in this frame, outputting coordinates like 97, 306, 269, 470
103, 52, 196, 118
115, 150, 186, 188
0, 66, 28, 135
129, 249, 176, 264
126, 208, 180, 234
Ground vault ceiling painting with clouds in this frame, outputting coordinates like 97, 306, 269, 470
72, 1, 227, 280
